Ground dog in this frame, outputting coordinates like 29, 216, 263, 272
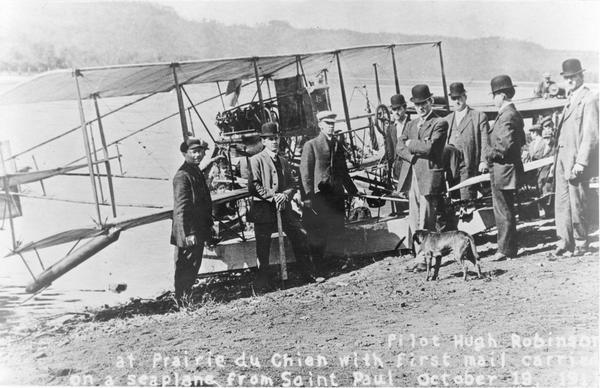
412, 229, 482, 281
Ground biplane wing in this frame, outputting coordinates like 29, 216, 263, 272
0, 159, 114, 187
471, 97, 566, 119
448, 156, 555, 192
7, 188, 250, 257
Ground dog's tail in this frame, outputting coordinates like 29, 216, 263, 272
467, 234, 479, 260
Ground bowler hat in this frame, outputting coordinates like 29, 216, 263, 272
490, 75, 516, 94
560, 58, 585, 77
316, 110, 337, 123
390, 94, 406, 108
180, 137, 209, 152
410, 84, 433, 104
260, 122, 279, 137
449, 82, 466, 97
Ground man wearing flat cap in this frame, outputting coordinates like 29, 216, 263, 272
486, 75, 526, 260
248, 123, 315, 288
445, 82, 490, 202
554, 58, 599, 256
395, 84, 449, 246
300, 110, 358, 270
170, 137, 214, 302
384, 94, 410, 214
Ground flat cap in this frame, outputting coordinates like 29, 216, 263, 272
316, 110, 337, 122
180, 137, 209, 152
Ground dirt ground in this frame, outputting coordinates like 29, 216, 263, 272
1, 221, 598, 387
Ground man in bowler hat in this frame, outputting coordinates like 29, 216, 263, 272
170, 138, 214, 301
554, 58, 599, 256
248, 123, 315, 287
445, 82, 490, 202
486, 75, 526, 260
300, 110, 358, 270
395, 84, 449, 247
384, 94, 410, 214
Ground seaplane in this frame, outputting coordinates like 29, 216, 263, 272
0, 41, 567, 295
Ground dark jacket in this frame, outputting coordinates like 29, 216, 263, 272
396, 111, 449, 196
445, 106, 490, 176
485, 103, 526, 190
384, 118, 410, 180
300, 132, 357, 198
170, 162, 213, 247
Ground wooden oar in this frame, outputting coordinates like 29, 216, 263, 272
276, 210, 287, 287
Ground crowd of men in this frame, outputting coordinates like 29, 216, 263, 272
169, 57, 598, 301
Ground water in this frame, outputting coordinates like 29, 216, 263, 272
0, 72, 541, 330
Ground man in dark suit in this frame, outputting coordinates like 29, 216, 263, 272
395, 84, 449, 247
554, 58, 599, 256
485, 75, 526, 260
300, 110, 358, 268
445, 82, 490, 201
170, 138, 213, 301
383, 94, 410, 214
249, 123, 315, 287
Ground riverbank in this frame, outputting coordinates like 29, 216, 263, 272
1, 221, 598, 387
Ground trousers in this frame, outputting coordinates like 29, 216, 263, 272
554, 157, 589, 250
254, 206, 315, 277
490, 170, 518, 257
408, 170, 447, 249
174, 244, 204, 300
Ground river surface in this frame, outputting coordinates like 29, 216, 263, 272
0, 70, 543, 331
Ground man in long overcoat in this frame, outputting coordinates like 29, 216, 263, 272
554, 58, 599, 256
485, 75, 526, 260
445, 82, 490, 201
383, 94, 410, 213
300, 110, 358, 268
395, 84, 448, 247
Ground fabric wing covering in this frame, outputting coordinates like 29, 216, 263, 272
7, 188, 251, 256
0, 42, 432, 105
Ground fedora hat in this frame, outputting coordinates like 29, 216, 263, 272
390, 94, 406, 108
560, 58, 585, 77
490, 75, 517, 94
449, 82, 466, 97
410, 84, 433, 104
260, 122, 279, 137
180, 137, 209, 152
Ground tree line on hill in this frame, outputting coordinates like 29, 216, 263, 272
1, 2, 597, 83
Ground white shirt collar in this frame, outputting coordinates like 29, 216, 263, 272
455, 106, 468, 123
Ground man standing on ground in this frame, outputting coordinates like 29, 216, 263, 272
384, 94, 410, 214
170, 138, 213, 302
445, 82, 490, 203
249, 123, 315, 288
395, 84, 448, 246
554, 58, 599, 256
300, 111, 358, 271
486, 75, 526, 260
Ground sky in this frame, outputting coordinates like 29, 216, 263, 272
156, 0, 600, 52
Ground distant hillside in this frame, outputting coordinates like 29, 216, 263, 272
0, 2, 597, 82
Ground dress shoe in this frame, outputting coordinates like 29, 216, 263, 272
491, 252, 510, 261
554, 245, 570, 256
